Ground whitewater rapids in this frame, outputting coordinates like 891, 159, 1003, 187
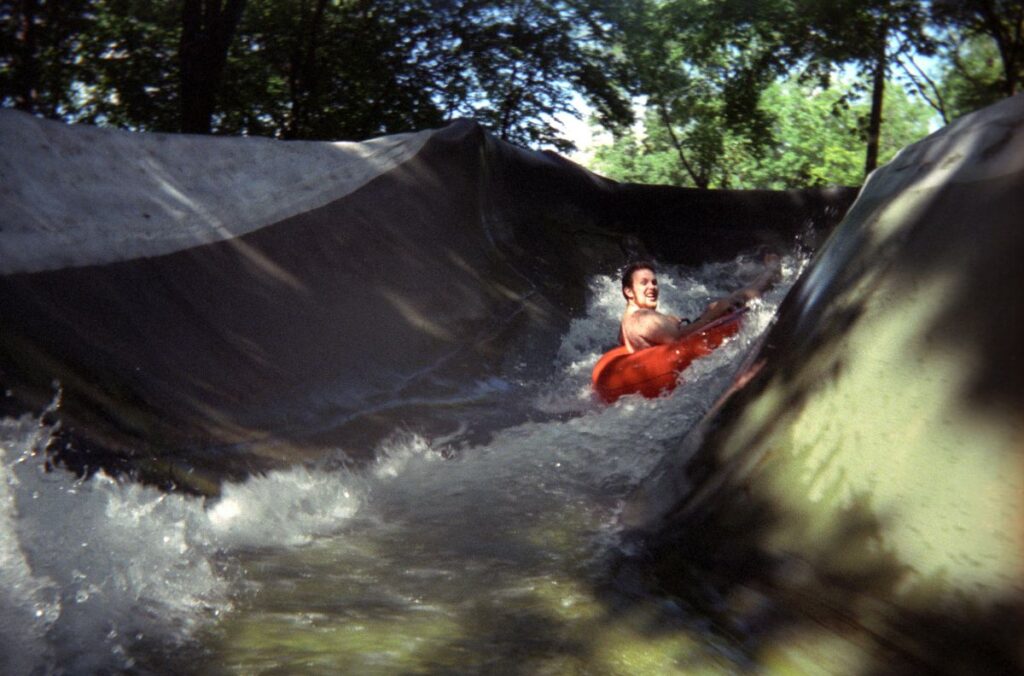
1, 255, 797, 673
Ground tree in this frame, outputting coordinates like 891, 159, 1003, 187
0, 0, 92, 117
786, 0, 935, 175
601, 0, 792, 188
604, 0, 936, 182
1, 0, 631, 147
935, 34, 1008, 121
446, 0, 631, 150
4, 0, 237, 134
218, 0, 632, 145
931, 0, 1024, 99
590, 77, 934, 189
601, 0, 787, 186
72, 0, 182, 132
218, 0, 447, 140
179, 0, 247, 134
737, 77, 934, 188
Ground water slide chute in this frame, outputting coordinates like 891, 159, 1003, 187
0, 111, 853, 486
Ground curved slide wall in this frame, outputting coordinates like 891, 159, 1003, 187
624, 94, 1024, 671
0, 111, 854, 486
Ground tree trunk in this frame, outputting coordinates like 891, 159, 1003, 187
179, 0, 247, 134
284, 0, 329, 139
12, 0, 41, 112
978, 2, 1023, 96
864, 35, 887, 177
496, 59, 525, 142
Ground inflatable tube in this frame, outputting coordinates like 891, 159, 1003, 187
592, 309, 746, 402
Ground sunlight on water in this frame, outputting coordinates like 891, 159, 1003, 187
0, 254, 802, 673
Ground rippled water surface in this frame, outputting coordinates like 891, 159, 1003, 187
1, 256, 800, 673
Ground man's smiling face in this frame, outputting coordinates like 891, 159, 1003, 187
626, 267, 659, 310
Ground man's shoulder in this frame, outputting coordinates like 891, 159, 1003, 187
625, 308, 661, 320
625, 309, 668, 325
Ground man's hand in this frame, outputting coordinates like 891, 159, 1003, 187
697, 253, 782, 323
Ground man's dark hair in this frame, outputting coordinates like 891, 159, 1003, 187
621, 260, 657, 300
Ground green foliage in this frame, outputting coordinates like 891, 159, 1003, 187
937, 36, 1008, 120
748, 78, 934, 187
449, 0, 632, 150
0, 0, 1016, 177
601, 0, 790, 187
73, 0, 182, 132
0, 0, 94, 117
217, 0, 447, 140
591, 0, 977, 187
930, 0, 1024, 99
591, 77, 934, 189
0, 0, 631, 147
591, 120, 687, 187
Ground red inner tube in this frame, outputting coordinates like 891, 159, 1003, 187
591, 309, 746, 403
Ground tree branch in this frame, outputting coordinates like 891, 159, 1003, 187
656, 99, 705, 188
896, 51, 949, 124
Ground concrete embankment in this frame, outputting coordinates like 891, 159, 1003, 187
623, 93, 1024, 673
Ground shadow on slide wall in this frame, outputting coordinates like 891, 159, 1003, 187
616, 94, 1024, 673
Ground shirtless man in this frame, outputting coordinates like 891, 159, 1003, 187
620, 254, 781, 353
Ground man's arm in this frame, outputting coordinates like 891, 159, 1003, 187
686, 253, 782, 331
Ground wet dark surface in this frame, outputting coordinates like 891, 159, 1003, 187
0, 119, 855, 487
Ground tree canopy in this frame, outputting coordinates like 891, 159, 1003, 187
592, 0, 1021, 187
592, 76, 934, 189
1, 0, 632, 149
1, 0, 1020, 187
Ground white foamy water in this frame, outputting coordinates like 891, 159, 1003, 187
0, 254, 801, 673
0, 410, 227, 673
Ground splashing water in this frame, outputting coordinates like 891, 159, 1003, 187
0, 254, 803, 673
